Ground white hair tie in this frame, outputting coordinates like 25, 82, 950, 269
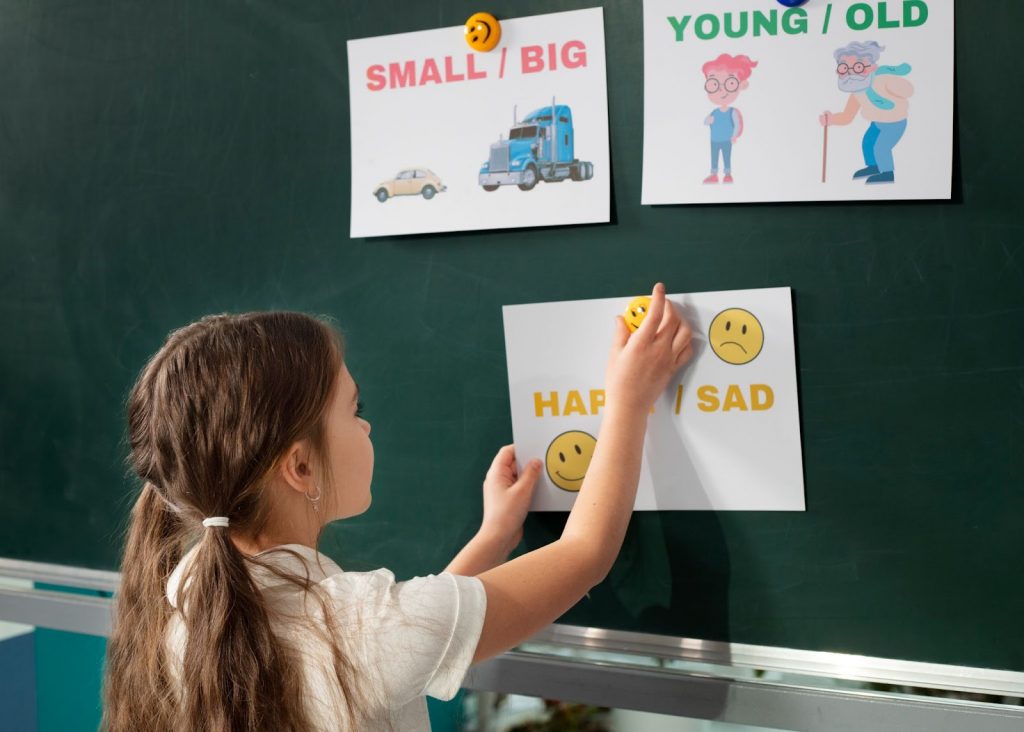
202, 516, 230, 528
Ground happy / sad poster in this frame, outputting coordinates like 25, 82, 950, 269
642, 0, 953, 204
504, 287, 805, 512
347, 8, 609, 238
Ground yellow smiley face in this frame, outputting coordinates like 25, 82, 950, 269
545, 430, 597, 492
709, 308, 765, 365
464, 12, 501, 52
624, 296, 652, 332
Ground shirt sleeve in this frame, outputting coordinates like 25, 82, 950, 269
321, 569, 487, 704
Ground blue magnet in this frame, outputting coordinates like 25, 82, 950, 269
776, 0, 810, 7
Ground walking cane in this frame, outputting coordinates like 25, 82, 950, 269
821, 112, 830, 183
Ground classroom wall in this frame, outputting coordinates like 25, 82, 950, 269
0, 624, 36, 731
35, 629, 105, 732
2, 0, 1022, 691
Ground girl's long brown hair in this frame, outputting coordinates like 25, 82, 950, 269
102, 312, 366, 731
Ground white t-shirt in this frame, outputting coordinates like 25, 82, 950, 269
165, 543, 486, 730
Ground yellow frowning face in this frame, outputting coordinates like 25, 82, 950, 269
545, 431, 597, 492
464, 12, 501, 52
709, 308, 764, 365
624, 296, 652, 332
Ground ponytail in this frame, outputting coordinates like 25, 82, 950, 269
179, 526, 306, 731
102, 483, 185, 731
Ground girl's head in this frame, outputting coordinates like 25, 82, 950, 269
128, 311, 372, 540
104, 312, 370, 731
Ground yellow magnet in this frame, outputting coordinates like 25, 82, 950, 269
464, 12, 501, 52
623, 295, 652, 332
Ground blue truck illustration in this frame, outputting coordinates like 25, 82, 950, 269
478, 99, 594, 191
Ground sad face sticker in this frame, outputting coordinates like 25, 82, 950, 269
709, 308, 764, 365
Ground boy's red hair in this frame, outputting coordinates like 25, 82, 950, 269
702, 53, 758, 81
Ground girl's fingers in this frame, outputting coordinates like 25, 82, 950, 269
513, 460, 542, 491
487, 444, 516, 478
493, 444, 515, 466
611, 315, 630, 351
670, 320, 692, 355
635, 283, 666, 342
656, 299, 681, 338
674, 342, 695, 369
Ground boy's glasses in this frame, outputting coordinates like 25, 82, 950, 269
837, 62, 872, 76
704, 77, 740, 93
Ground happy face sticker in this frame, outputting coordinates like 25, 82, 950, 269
709, 308, 764, 365
545, 430, 597, 492
623, 295, 652, 332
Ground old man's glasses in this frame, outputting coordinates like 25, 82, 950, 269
837, 62, 873, 76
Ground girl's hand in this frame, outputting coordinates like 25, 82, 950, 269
480, 445, 541, 555
605, 282, 694, 415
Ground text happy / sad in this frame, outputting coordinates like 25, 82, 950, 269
533, 384, 775, 416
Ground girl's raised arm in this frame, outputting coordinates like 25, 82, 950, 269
472, 283, 693, 663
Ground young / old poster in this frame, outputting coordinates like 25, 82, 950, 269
347, 8, 609, 238
642, 0, 953, 204
503, 288, 805, 512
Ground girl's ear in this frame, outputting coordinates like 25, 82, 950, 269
277, 440, 315, 495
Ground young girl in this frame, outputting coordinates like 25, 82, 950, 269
102, 283, 692, 731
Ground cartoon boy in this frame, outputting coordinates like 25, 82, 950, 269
702, 53, 758, 184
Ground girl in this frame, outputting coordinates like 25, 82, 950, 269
102, 283, 692, 731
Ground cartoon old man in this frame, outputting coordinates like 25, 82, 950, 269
819, 41, 913, 184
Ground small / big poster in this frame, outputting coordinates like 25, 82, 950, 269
348, 8, 609, 237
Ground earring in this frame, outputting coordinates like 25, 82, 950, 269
304, 484, 322, 513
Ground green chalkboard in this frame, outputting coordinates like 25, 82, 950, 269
2, 0, 1021, 673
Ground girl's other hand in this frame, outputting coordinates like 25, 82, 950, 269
480, 445, 541, 555
605, 282, 694, 414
